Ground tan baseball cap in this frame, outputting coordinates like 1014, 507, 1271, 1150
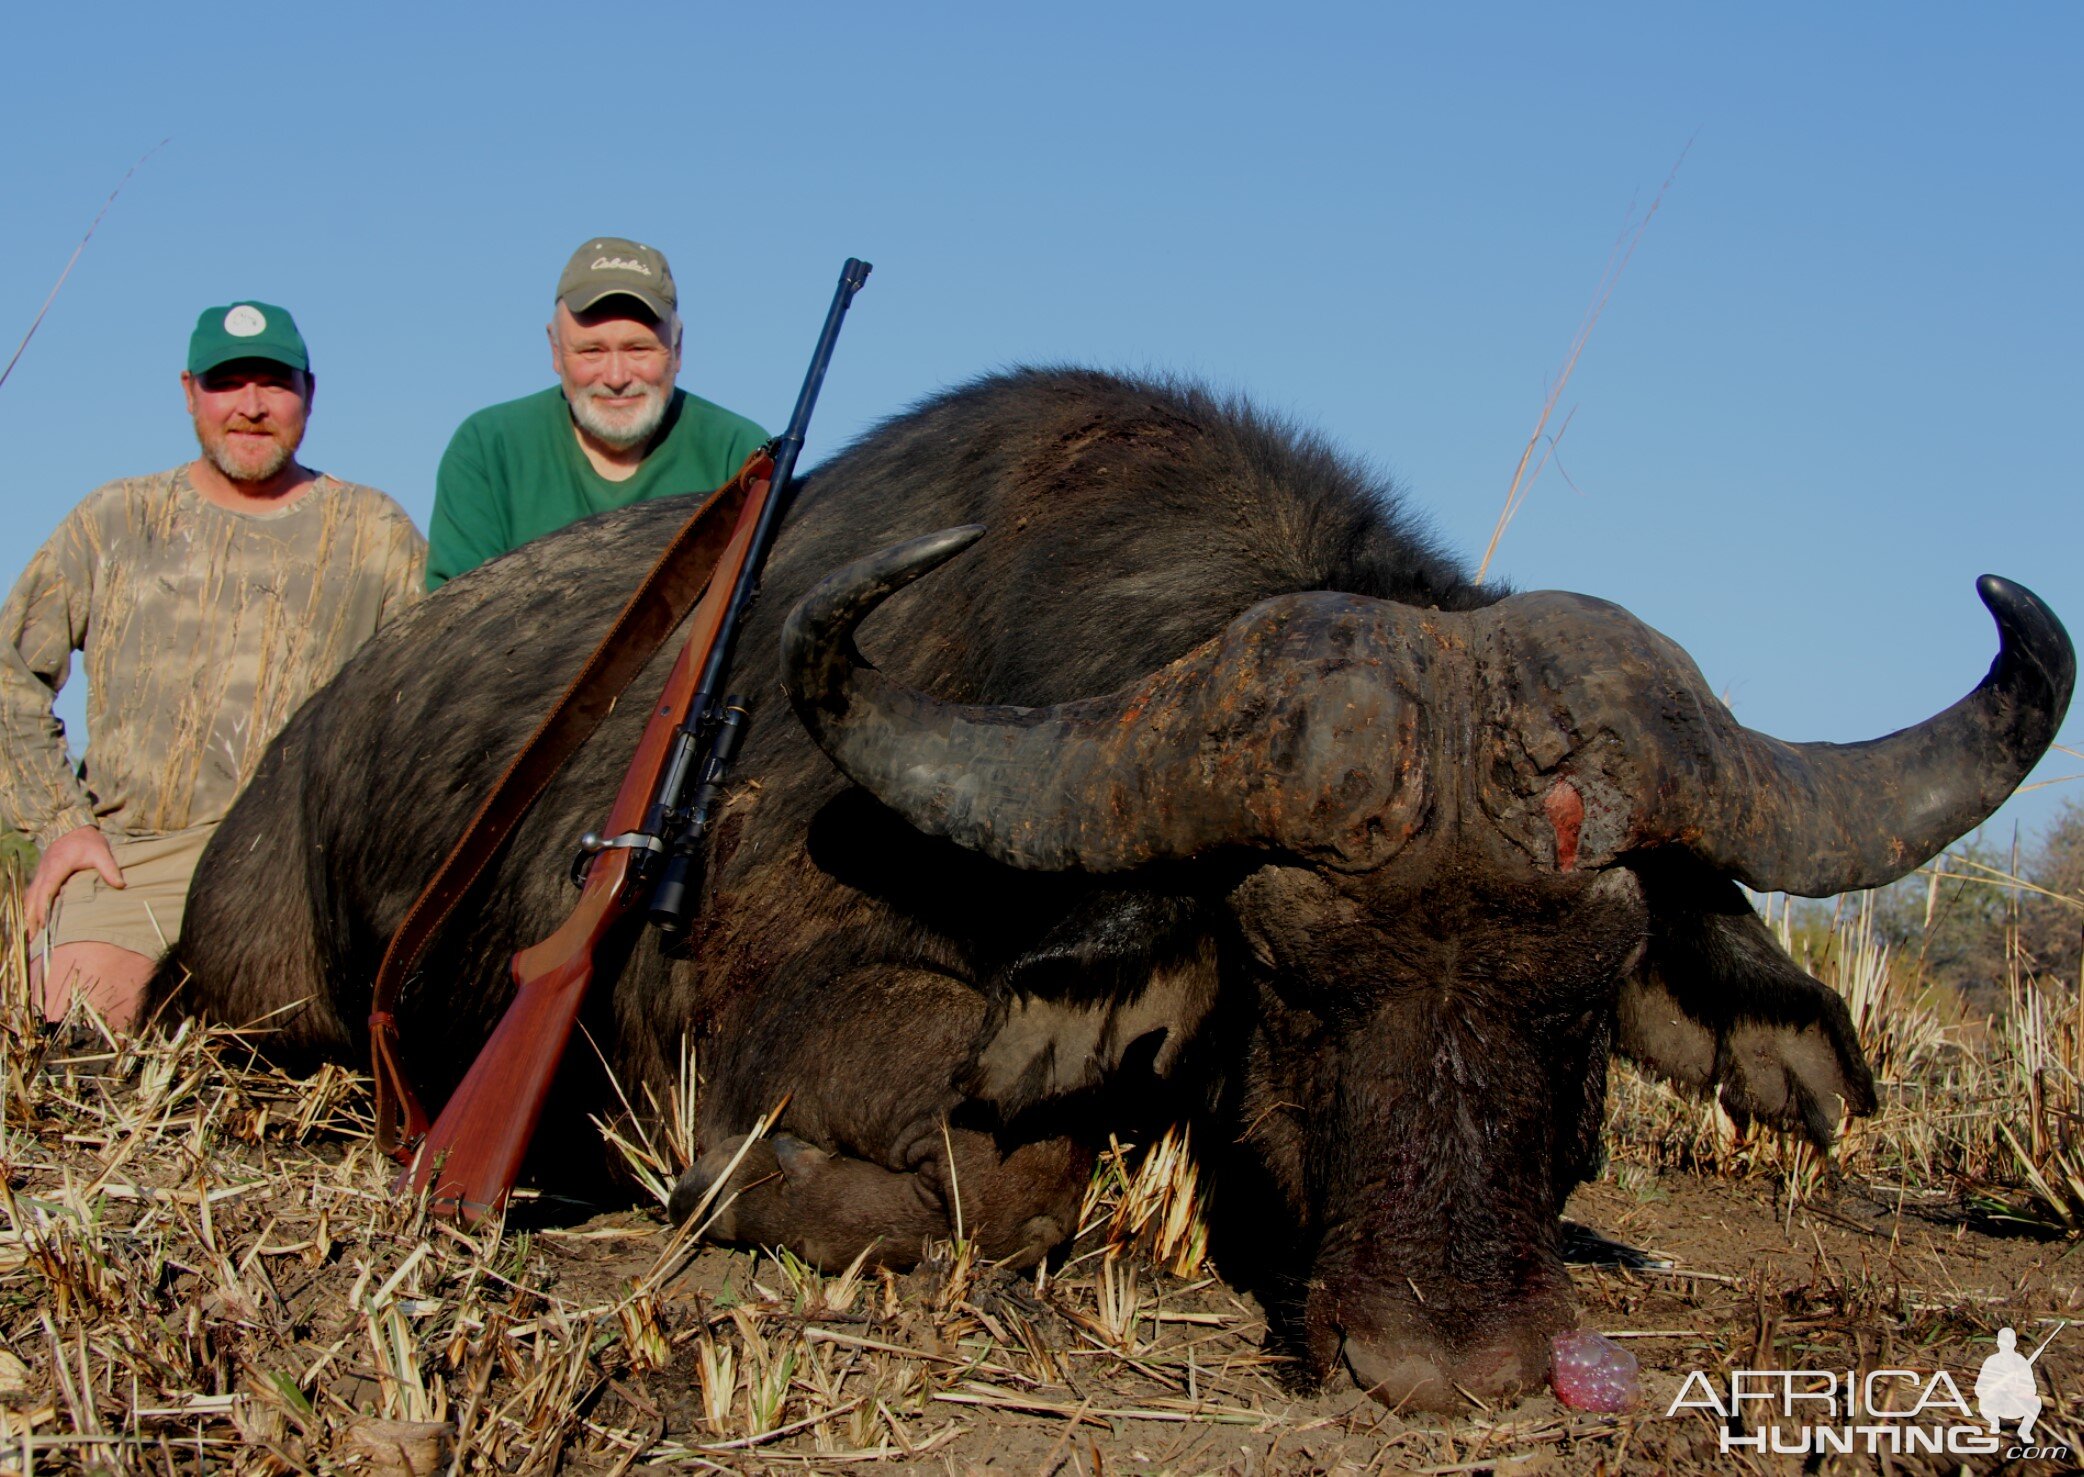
556, 236, 677, 319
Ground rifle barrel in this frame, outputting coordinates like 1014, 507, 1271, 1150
692, 258, 871, 701
2025, 1320, 2065, 1365
645, 259, 871, 931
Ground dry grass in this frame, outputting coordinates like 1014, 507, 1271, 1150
0, 848, 2080, 1472
0, 875, 1298, 1473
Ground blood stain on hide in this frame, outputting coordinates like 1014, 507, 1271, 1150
1545, 779, 1584, 872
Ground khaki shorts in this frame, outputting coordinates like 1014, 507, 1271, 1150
35, 823, 217, 961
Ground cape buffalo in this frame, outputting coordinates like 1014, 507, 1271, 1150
149, 368, 2073, 1410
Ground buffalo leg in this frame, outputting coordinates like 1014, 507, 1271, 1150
672, 962, 1089, 1269
671, 1127, 1085, 1270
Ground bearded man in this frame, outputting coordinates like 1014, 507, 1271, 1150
0, 302, 424, 1029
423, 237, 767, 589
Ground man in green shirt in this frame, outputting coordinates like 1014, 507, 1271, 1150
426, 237, 768, 589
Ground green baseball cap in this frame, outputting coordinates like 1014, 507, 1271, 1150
187, 301, 310, 376
556, 237, 677, 319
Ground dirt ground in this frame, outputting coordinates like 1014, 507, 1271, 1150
4, 1025, 2079, 1475
469, 1170, 2084, 1475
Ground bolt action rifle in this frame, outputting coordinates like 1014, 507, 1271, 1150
367, 259, 872, 1221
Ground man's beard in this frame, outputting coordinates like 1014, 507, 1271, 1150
568, 380, 670, 450
195, 419, 299, 484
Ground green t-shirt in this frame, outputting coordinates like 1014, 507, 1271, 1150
426, 386, 767, 589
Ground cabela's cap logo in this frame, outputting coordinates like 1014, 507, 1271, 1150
224, 305, 268, 337
556, 236, 677, 315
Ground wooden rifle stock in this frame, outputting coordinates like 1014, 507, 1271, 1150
403, 499, 767, 1218
384, 257, 871, 1222
404, 850, 626, 1220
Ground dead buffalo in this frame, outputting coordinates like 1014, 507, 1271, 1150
149, 367, 2073, 1410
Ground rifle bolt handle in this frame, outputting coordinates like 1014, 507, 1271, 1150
577, 830, 665, 857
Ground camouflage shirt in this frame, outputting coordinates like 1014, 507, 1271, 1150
0, 466, 425, 847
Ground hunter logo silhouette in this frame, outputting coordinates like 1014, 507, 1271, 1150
1976, 1324, 2061, 1442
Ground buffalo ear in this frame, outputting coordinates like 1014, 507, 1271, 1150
961, 939, 1220, 1120
1618, 865, 1877, 1150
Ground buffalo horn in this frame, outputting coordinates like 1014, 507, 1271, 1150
781, 527, 1427, 872
1642, 575, 2074, 896
788, 533, 2073, 896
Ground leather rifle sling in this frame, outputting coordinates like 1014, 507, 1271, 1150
368, 450, 774, 1159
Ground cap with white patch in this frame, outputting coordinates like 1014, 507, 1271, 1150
188, 300, 310, 375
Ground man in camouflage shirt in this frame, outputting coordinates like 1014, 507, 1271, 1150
0, 302, 425, 1029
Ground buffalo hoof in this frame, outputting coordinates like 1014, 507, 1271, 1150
667, 1132, 952, 1270
670, 1129, 1084, 1273
668, 1137, 782, 1234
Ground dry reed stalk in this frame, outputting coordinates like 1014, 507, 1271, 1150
0, 141, 168, 396
1473, 142, 1691, 586
1079, 1125, 1212, 1279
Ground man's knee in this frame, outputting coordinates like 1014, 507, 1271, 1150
32, 824, 211, 1029
34, 942, 156, 1028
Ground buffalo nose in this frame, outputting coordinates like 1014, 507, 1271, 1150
1341, 1328, 1549, 1411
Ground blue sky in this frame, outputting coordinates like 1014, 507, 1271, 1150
3, 5, 2079, 856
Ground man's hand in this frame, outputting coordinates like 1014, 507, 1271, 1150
24, 826, 124, 937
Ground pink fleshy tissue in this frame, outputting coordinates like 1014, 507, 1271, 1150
1549, 1329, 1639, 1412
